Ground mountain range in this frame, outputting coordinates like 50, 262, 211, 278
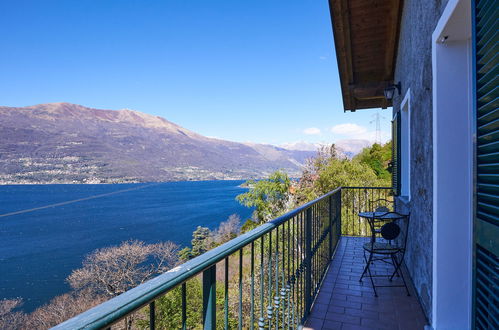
0, 103, 328, 184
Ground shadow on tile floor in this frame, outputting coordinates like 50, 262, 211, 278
303, 237, 428, 330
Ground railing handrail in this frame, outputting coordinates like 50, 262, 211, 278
341, 186, 391, 189
53, 187, 343, 330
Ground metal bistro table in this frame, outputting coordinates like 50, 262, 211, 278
358, 211, 408, 241
358, 211, 407, 222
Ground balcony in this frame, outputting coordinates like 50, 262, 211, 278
303, 237, 426, 330
54, 187, 427, 329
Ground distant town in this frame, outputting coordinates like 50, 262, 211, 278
0, 103, 366, 184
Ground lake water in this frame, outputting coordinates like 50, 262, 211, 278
0, 181, 252, 312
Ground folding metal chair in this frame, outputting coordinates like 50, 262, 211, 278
359, 211, 411, 297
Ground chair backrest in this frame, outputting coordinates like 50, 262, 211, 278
367, 211, 410, 249
370, 198, 394, 213
380, 221, 401, 241
398, 212, 410, 250
387, 212, 410, 250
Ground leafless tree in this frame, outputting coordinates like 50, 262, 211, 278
213, 214, 241, 244
27, 289, 106, 329
0, 298, 27, 330
1, 240, 178, 330
68, 240, 179, 297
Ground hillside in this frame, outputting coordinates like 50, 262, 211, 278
0, 103, 318, 184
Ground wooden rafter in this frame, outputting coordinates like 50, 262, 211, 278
328, 0, 403, 111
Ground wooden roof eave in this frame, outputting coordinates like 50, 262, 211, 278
329, 0, 355, 111
328, 0, 403, 112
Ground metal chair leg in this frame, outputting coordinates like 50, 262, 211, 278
389, 253, 403, 281
390, 253, 410, 296
365, 253, 378, 297
389, 254, 401, 280
361, 249, 377, 297
396, 259, 411, 296
360, 249, 370, 281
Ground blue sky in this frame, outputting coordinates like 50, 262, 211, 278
0, 0, 390, 146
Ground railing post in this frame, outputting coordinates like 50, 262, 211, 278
329, 194, 334, 260
149, 301, 155, 330
203, 265, 216, 330
338, 189, 342, 238
304, 207, 312, 317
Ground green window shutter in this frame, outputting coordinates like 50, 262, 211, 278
473, 0, 499, 329
392, 113, 401, 196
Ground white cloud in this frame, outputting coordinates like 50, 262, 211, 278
330, 123, 390, 143
335, 139, 371, 154
279, 141, 320, 151
278, 140, 366, 158
319, 56, 327, 60
330, 123, 367, 136
303, 127, 321, 135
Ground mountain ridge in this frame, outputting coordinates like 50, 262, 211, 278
0, 103, 319, 184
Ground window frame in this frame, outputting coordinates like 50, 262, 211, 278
400, 89, 411, 201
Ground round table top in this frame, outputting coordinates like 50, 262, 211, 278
358, 211, 408, 220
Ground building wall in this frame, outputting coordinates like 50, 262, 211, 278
392, 0, 449, 323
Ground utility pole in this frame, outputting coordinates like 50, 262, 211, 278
370, 112, 384, 144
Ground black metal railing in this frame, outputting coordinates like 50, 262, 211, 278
341, 187, 393, 236
53, 186, 390, 329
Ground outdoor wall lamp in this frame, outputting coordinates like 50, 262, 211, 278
384, 82, 402, 101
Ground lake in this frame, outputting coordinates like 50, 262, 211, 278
0, 181, 252, 312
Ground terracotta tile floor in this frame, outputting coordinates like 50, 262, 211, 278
304, 237, 428, 330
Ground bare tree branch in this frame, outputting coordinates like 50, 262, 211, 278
67, 240, 179, 297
